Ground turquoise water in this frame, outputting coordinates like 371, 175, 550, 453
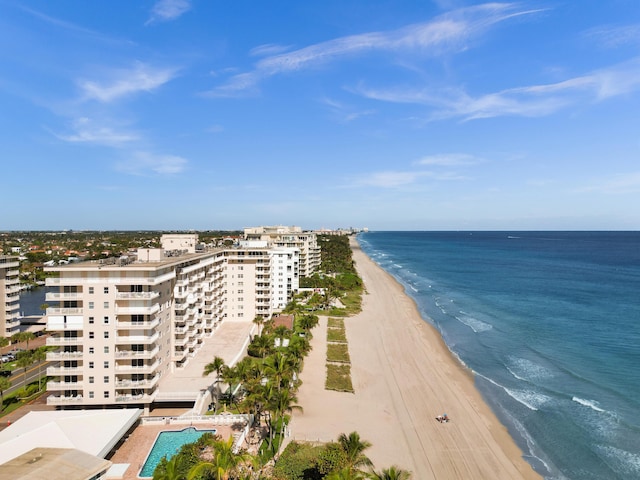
139, 427, 217, 477
359, 232, 640, 480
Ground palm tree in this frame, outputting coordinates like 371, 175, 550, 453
266, 387, 302, 453
263, 353, 288, 392
0, 376, 11, 412
153, 455, 187, 480
252, 315, 265, 336
187, 436, 252, 480
338, 432, 373, 474
327, 467, 366, 480
367, 466, 412, 480
32, 347, 47, 391
203, 356, 227, 412
12, 331, 36, 351
249, 334, 272, 359
0, 336, 8, 349
16, 351, 34, 392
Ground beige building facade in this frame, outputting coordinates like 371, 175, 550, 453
0, 255, 21, 338
44, 237, 304, 410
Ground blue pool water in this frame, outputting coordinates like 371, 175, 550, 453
139, 427, 217, 477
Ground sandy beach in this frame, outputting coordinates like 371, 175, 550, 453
290, 237, 541, 479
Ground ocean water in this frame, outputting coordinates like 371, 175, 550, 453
358, 231, 640, 480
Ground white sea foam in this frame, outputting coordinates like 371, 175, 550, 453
477, 373, 549, 411
507, 357, 553, 382
596, 445, 640, 476
393, 263, 402, 268
455, 312, 492, 332
408, 284, 418, 292
572, 396, 605, 412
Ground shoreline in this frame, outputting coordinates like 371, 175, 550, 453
290, 236, 541, 479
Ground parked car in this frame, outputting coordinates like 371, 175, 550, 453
0, 370, 11, 377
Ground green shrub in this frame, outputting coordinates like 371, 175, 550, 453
325, 364, 354, 393
315, 442, 348, 475
327, 318, 344, 329
327, 328, 346, 343
326, 344, 350, 364
273, 441, 323, 480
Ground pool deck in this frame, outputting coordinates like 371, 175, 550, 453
108, 422, 238, 479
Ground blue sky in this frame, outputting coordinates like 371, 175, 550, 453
1, 0, 639, 231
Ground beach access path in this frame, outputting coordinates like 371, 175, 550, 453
289, 237, 541, 479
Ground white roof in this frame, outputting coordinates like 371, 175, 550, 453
0, 409, 141, 466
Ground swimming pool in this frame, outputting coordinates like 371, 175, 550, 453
139, 427, 217, 477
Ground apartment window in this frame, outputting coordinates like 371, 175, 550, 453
104, 287, 109, 294
103, 302, 109, 309
103, 376, 109, 383
103, 316, 109, 324
104, 391, 109, 398
238, 305, 243, 310
238, 266, 243, 270
238, 290, 243, 294
104, 346, 109, 353
238, 274, 243, 278
89, 362, 94, 369
103, 332, 109, 339
89, 391, 94, 399
238, 313, 244, 318
89, 302, 94, 310
88, 287, 94, 294
89, 376, 94, 384
89, 347, 94, 354
238, 282, 244, 286
238, 298, 244, 302
88, 316, 94, 324
89, 332, 94, 339
104, 361, 109, 368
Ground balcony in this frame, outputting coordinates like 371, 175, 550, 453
115, 332, 159, 345
47, 337, 84, 346
174, 336, 188, 347
115, 304, 160, 315
47, 351, 83, 361
47, 395, 84, 406
114, 360, 159, 374
46, 292, 81, 301
115, 392, 157, 404
115, 291, 160, 300
47, 380, 84, 390
115, 346, 159, 359
47, 365, 83, 376
115, 374, 159, 389
47, 307, 83, 316
115, 318, 160, 330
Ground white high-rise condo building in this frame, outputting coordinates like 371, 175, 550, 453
0, 256, 21, 338
243, 226, 320, 278
44, 235, 308, 410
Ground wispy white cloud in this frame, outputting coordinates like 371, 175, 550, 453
147, 0, 192, 24
576, 172, 640, 195
353, 169, 467, 188
250, 44, 292, 57
53, 117, 139, 146
116, 151, 188, 175
78, 63, 177, 103
585, 23, 640, 48
207, 3, 543, 97
320, 97, 376, 122
415, 153, 479, 166
357, 56, 640, 120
